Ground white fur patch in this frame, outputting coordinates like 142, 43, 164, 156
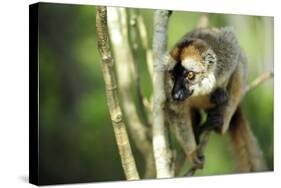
190, 73, 216, 96
182, 58, 198, 70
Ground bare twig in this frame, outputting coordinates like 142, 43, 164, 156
244, 72, 273, 95
185, 71, 273, 176
136, 11, 154, 80
107, 7, 155, 178
152, 10, 174, 178
96, 6, 139, 180
196, 14, 209, 28
129, 9, 151, 129
136, 12, 154, 119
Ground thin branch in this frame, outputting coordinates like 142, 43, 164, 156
107, 7, 155, 178
136, 11, 154, 80
136, 12, 154, 119
185, 71, 274, 176
131, 10, 154, 115
244, 71, 273, 95
129, 9, 151, 129
152, 10, 174, 178
196, 14, 209, 28
96, 6, 139, 180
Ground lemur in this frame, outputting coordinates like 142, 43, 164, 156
165, 27, 267, 172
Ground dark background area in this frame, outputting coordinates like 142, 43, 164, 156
37, 3, 273, 185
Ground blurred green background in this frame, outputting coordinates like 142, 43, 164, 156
38, 3, 273, 185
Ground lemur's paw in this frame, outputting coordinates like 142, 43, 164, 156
190, 151, 205, 170
205, 108, 224, 132
210, 88, 229, 105
195, 154, 205, 169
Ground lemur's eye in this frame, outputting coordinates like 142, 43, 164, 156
185, 71, 195, 80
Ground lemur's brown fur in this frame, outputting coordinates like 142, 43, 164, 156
166, 27, 267, 172
229, 106, 267, 172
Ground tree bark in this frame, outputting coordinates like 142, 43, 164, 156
107, 7, 155, 178
96, 6, 139, 180
152, 10, 174, 178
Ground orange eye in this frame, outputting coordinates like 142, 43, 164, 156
186, 71, 195, 80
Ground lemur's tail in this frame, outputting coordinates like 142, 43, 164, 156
228, 105, 267, 172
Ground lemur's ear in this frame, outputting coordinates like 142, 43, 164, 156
170, 37, 195, 61
202, 49, 217, 64
170, 47, 180, 61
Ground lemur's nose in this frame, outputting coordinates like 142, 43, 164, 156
173, 90, 185, 101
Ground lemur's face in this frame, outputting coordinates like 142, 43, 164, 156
169, 39, 217, 101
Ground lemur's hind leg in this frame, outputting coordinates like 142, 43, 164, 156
166, 106, 197, 160
166, 105, 205, 168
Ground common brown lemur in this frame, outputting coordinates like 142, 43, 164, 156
165, 27, 267, 172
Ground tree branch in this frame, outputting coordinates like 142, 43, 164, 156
244, 71, 273, 95
136, 11, 154, 81
196, 14, 209, 28
107, 7, 155, 178
129, 10, 154, 119
129, 9, 152, 129
152, 10, 174, 178
96, 6, 139, 180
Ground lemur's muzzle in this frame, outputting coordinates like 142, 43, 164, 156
172, 83, 193, 101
